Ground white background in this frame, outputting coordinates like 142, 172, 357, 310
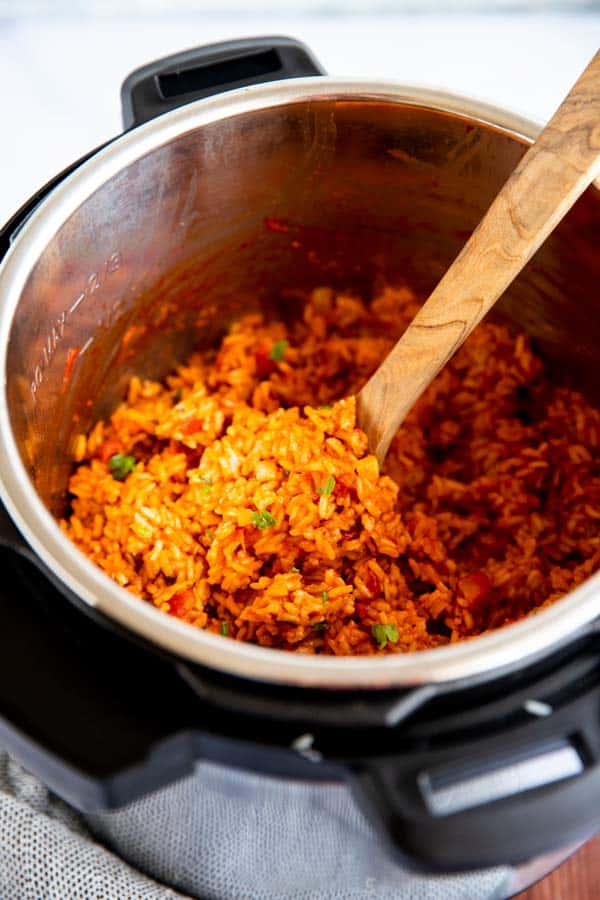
0, 11, 598, 226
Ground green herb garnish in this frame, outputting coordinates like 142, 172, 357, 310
252, 510, 277, 530
316, 475, 336, 495
173, 387, 183, 403
321, 591, 329, 603
313, 621, 327, 633
108, 453, 136, 481
220, 621, 229, 636
269, 339, 288, 362
317, 404, 333, 410
371, 623, 399, 650
198, 476, 213, 496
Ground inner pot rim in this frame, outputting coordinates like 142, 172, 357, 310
1, 76, 599, 690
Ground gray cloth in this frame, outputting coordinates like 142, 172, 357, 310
0, 749, 514, 899
0, 752, 185, 899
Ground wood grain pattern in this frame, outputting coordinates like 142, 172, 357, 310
357, 49, 600, 465
516, 834, 600, 900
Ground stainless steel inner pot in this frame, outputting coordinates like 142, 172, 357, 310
1, 79, 600, 689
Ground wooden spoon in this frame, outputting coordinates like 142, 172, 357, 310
357, 50, 600, 466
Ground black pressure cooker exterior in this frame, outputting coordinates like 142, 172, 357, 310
2, 37, 600, 875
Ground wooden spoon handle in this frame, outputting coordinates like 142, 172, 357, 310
358, 50, 600, 466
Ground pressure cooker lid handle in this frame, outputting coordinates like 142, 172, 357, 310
121, 36, 326, 130
350, 643, 600, 869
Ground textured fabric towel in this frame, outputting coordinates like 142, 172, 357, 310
0, 749, 514, 899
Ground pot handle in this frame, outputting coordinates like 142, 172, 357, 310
121, 36, 326, 129
351, 648, 600, 870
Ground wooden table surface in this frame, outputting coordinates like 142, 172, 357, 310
516, 834, 600, 899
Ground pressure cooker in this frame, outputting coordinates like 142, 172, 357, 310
1, 36, 600, 895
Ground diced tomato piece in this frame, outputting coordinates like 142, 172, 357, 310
182, 417, 203, 435
365, 569, 381, 598
183, 446, 203, 467
255, 347, 276, 378
404, 515, 417, 534
98, 440, 123, 462
355, 601, 368, 621
169, 589, 193, 617
334, 480, 352, 502
458, 571, 491, 608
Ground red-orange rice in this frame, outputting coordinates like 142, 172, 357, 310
62, 285, 600, 655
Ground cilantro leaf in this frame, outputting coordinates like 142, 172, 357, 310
198, 476, 213, 496
220, 621, 229, 636
108, 453, 136, 481
269, 340, 288, 362
252, 510, 277, 529
371, 623, 399, 649
321, 591, 329, 603
316, 475, 336, 495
